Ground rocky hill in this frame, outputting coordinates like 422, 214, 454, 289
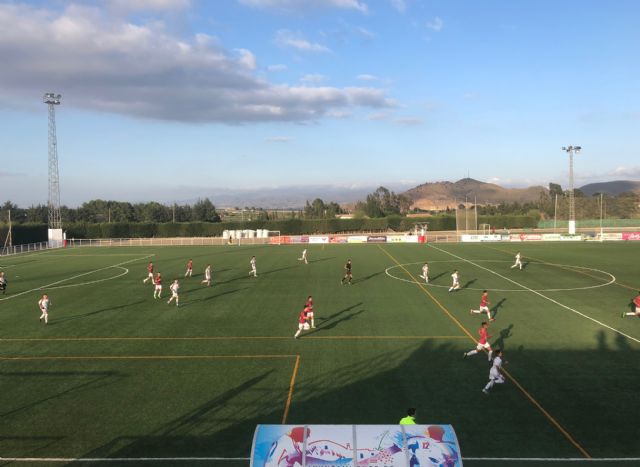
403, 178, 546, 210
579, 180, 640, 196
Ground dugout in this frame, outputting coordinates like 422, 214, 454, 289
251, 424, 462, 467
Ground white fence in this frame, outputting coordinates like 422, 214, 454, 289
0, 241, 54, 256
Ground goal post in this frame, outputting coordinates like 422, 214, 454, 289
267, 230, 281, 245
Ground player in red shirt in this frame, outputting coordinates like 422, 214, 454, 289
463, 322, 493, 361
294, 307, 310, 339
470, 290, 494, 321
622, 292, 640, 318
143, 262, 154, 284
305, 295, 315, 328
185, 259, 193, 278
153, 273, 162, 299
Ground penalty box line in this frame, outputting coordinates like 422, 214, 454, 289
429, 244, 640, 346
0, 353, 301, 425
0, 254, 155, 302
377, 245, 591, 459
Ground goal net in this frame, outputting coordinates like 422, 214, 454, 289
267, 230, 281, 245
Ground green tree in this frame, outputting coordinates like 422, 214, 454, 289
192, 198, 220, 222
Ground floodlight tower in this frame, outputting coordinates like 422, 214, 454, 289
44, 93, 63, 245
562, 145, 581, 235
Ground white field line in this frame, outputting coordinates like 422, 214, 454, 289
1, 456, 639, 463
428, 244, 640, 345
46, 267, 129, 290
0, 255, 154, 302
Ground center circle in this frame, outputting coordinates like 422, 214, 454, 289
384, 260, 616, 292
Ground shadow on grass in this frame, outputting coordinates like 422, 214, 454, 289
352, 271, 383, 284
53, 300, 146, 324
490, 298, 507, 320
462, 279, 477, 290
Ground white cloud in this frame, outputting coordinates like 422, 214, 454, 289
275, 29, 330, 52
355, 26, 376, 40
236, 48, 257, 69
609, 166, 640, 177
300, 74, 327, 84
356, 74, 377, 81
366, 111, 389, 121
109, 0, 191, 12
0, 4, 394, 123
267, 64, 287, 71
426, 16, 444, 32
266, 136, 291, 143
395, 116, 423, 126
390, 0, 406, 13
238, 0, 368, 14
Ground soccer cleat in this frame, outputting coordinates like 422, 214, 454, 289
482, 389, 489, 395
621, 312, 625, 318
470, 309, 473, 314
489, 318, 495, 322
463, 352, 467, 359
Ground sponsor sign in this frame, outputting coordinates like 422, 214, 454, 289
347, 236, 368, 244
622, 232, 640, 241
542, 234, 561, 241
309, 236, 329, 244
461, 234, 504, 243
366, 235, 387, 243
251, 424, 462, 467
517, 234, 543, 242
386, 235, 406, 243
329, 236, 347, 244
559, 235, 583, 241
600, 233, 623, 241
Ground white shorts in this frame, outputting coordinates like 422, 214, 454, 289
476, 342, 491, 351
298, 322, 310, 330
171, 291, 178, 298
453, 281, 459, 287
155, 285, 162, 291
479, 306, 489, 313
490, 371, 505, 383
148, 272, 154, 279
306, 311, 314, 318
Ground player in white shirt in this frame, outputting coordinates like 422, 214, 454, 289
483, 349, 506, 394
167, 279, 180, 306
201, 265, 212, 286
298, 249, 308, 264
419, 263, 429, 283
38, 294, 51, 324
448, 270, 460, 292
249, 256, 257, 277
511, 252, 523, 270
0, 271, 7, 294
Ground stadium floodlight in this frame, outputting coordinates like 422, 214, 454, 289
44, 92, 63, 247
562, 145, 581, 235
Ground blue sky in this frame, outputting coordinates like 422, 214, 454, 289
1, 0, 639, 206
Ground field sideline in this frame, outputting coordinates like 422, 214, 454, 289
1, 242, 639, 466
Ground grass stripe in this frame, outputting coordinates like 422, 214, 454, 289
378, 245, 592, 459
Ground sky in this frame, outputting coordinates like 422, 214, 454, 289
1, 0, 639, 207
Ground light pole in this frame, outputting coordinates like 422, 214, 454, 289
44, 92, 63, 246
562, 145, 581, 235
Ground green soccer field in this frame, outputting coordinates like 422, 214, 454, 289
1, 242, 639, 466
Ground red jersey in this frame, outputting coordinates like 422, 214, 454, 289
480, 293, 488, 307
187, 260, 193, 269
298, 311, 308, 324
305, 297, 313, 310
478, 327, 489, 344
634, 295, 640, 308
154, 275, 162, 285
147, 263, 153, 273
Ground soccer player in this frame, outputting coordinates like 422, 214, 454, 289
483, 349, 506, 394
249, 256, 257, 277
463, 322, 493, 361
448, 270, 460, 292
341, 259, 352, 285
305, 295, 315, 328
294, 307, 310, 339
470, 290, 494, 321
511, 252, 523, 270
143, 262, 154, 284
0, 271, 7, 294
201, 264, 212, 286
419, 263, 429, 283
184, 259, 193, 278
622, 291, 640, 318
298, 249, 308, 264
167, 279, 180, 307
153, 273, 162, 299
38, 294, 50, 324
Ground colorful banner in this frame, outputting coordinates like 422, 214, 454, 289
251, 425, 462, 467
329, 236, 348, 244
309, 236, 329, 244
622, 232, 640, 241
460, 234, 505, 243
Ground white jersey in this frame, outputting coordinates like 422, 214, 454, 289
170, 282, 179, 294
490, 356, 503, 378
451, 272, 459, 284
204, 266, 211, 279
39, 298, 50, 311
422, 265, 429, 274
250, 258, 256, 268
515, 253, 521, 261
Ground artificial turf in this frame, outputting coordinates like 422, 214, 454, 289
0, 241, 639, 466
